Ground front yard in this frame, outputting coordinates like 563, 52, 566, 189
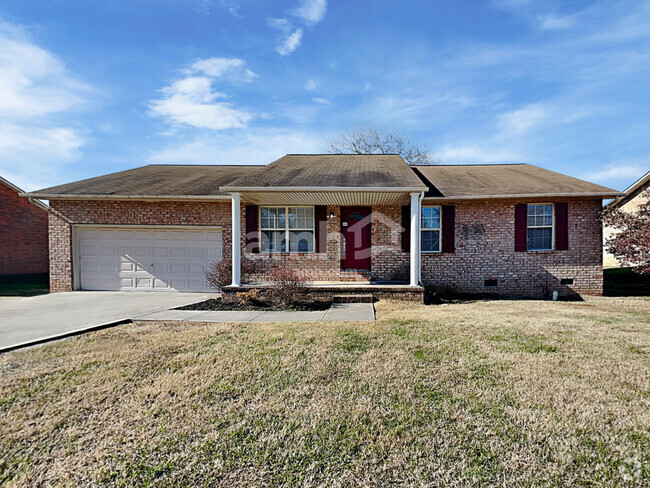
1, 297, 649, 486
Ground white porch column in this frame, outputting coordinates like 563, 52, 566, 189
409, 192, 420, 287
231, 192, 241, 287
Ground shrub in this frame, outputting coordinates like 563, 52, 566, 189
423, 282, 455, 304
264, 268, 309, 308
236, 288, 262, 306
205, 257, 255, 291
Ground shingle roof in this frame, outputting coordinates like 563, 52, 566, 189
25, 165, 264, 199
413, 164, 620, 199
221, 154, 427, 190
23, 158, 620, 201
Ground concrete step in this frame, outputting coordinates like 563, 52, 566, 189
332, 294, 374, 303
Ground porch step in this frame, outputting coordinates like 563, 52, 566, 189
333, 294, 374, 303
339, 269, 372, 282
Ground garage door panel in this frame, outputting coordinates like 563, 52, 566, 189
188, 247, 205, 258
153, 247, 169, 256
152, 261, 169, 272
79, 227, 221, 292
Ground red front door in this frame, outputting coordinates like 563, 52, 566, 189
341, 207, 371, 270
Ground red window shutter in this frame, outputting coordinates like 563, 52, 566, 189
514, 203, 527, 252
245, 205, 259, 253
441, 205, 455, 253
401, 205, 410, 252
315, 205, 327, 253
555, 202, 569, 250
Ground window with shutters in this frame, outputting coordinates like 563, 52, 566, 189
527, 203, 554, 251
260, 206, 314, 253
421, 206, 442, 252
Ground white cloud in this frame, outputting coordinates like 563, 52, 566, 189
433, 145, 525, 164
268, 0, 327, 55
268, 17, 291, 32
276, 29, 303, 56
0, 124, 84, 191
539, 14, 575, 30
289, 0, 327, 25
305, 79, 319, 90
149, 128, 324, 164
582, 162, 649, 187
0, 20, 88, 191
149, 57, 255, 130
312, 97, 329, 104
0, 22, 88, 118
497, 103, 552, 135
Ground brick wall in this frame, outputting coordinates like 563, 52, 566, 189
421, 199, 603, 297
0, 182, 49, 275
243, 205, 342, 281
370, 205, 409, 281
47, 198, 604, 297
48, 200, 231, 291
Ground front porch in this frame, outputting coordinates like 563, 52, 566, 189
229, 191, 425, 289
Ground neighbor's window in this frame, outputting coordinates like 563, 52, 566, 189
527, 203, 554, 251
421, 206, 441, 252
260, 206, 314, 253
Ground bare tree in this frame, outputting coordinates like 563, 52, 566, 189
326, 124, 438, 165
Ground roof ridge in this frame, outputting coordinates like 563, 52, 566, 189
146, 164, 266, 167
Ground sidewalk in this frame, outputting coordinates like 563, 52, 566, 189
134, 302, 375, 323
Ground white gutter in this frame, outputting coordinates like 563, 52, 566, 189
19, 193, 231, 201
220, 186, 428, 192
422, 191, 623, 201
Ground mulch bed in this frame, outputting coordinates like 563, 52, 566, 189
175, 298, 332, 312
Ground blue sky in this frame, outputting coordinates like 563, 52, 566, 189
1, 0, 649, 192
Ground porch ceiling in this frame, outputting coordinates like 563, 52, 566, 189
238, 190, 413, 206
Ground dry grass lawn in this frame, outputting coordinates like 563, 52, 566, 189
1, 297, 649, 487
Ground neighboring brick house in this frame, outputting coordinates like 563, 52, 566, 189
603, 170, 650, 268
23, 155, 620, 298
0, 176, 49, 276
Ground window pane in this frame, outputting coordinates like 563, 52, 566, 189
261, 207, 285, 229
527, 227, 552, 251
421, 230, 440, 252
421, 207, 440, 229
289, 207, 314, 229
289, 230, 314, 252
261, 230, 286, 252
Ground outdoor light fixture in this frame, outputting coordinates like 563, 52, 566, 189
329, 212, 336, 218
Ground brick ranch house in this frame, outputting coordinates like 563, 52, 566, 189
23, 155, 620, 299
0, 176, 49, 276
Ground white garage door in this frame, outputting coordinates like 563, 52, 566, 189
78, 227, 222, 291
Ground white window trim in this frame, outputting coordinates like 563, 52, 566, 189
421, 205, 442, 253
526, 202, 555, 252
259, 206, 316, 253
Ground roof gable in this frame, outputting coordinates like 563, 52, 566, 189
221, 154, 427, 191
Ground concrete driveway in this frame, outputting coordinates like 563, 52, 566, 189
0, 291, 211, 352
